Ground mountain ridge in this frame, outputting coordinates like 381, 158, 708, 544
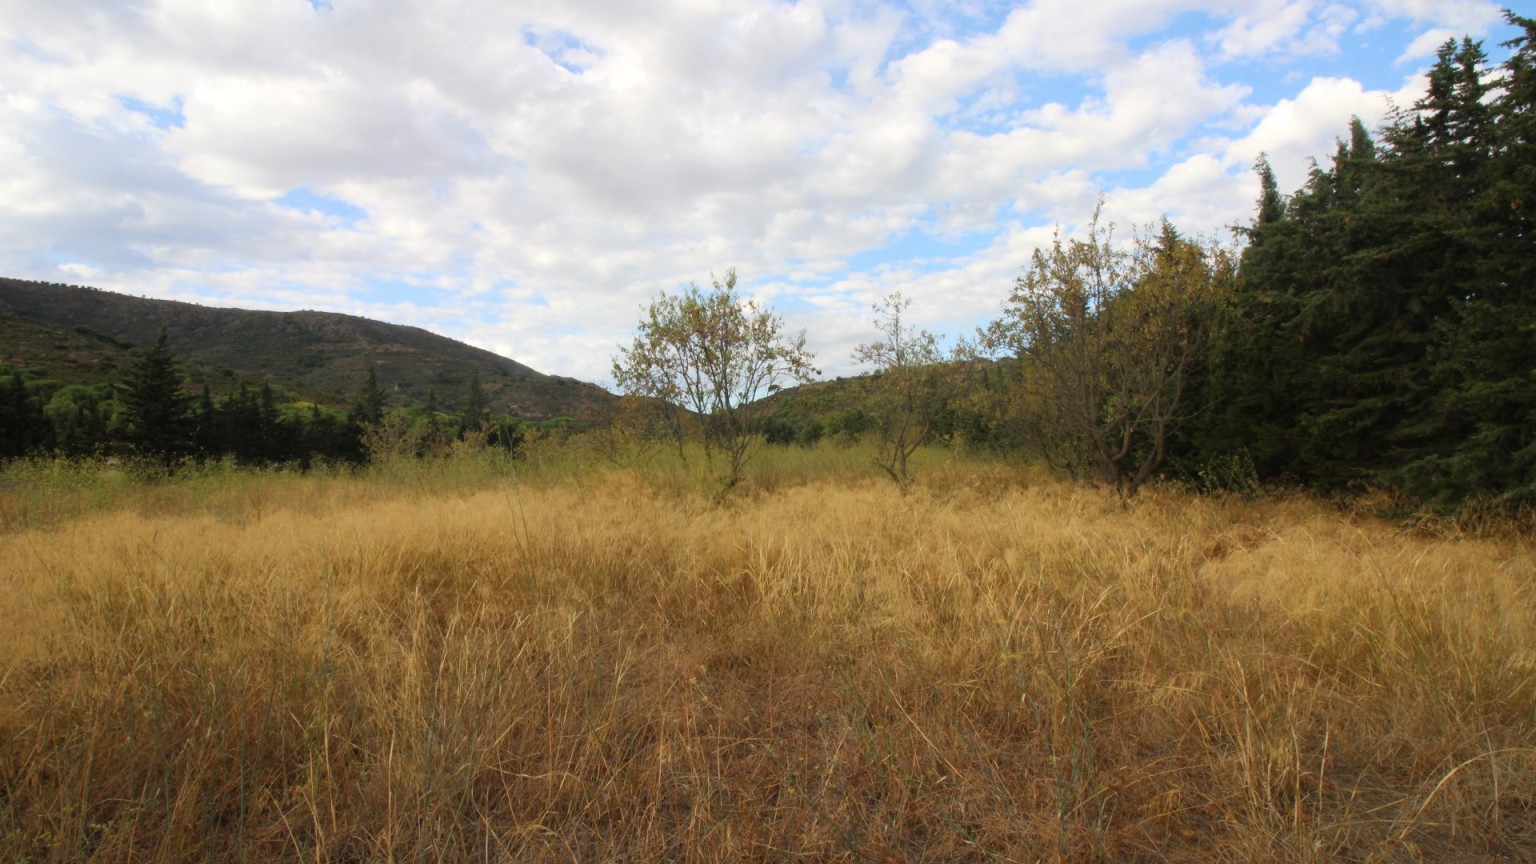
0, 278, 614, 419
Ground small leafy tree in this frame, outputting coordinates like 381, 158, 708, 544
985, 207, 1229, 496
853, 292, 957, 489
612, 268, 818, 489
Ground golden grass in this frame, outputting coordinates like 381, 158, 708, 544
1, 453, 1533, 862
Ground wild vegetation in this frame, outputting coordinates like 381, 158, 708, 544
1187, 18, 1536, 506
1, 447, 1532, 863
0, 17, 1533, 864
612, 269, 818, 490
0, 276, 613, 439
6, 17, 1534, 507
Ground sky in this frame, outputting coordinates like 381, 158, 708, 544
0, 0, 1521, 386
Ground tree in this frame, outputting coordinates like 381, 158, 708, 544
192, 384, 218, 459
1402, 16, 1536, 503
985, 208, 1229, 496
1187, 21, 1536, 506
0, 371, 49, 458
612, 268, 818, 489
43, 384, 113, 456
118, 327, 193, 462
852, 292, 957, 489
421, 387, 446, 455
351, 367, 387, 430
217, 384, 263, 463
459, 369, 487, 438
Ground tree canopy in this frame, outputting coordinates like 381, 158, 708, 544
612, 269, 818, 489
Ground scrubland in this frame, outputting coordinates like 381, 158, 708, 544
1, 447, 1532, 862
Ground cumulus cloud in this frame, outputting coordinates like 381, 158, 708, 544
0, 0, 1519, 384
1213, 1, 1361, 59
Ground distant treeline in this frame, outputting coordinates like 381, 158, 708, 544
0, 330, 542, 467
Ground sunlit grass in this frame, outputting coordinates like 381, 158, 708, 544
1, 447, 1532, 862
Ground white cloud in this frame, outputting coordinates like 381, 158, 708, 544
1365, 0, 1502, 34
1213, 1, 1360, 59
1399, 27, 1462, 61
1359, 0, 1504, 60
1220, 74, 1420, 192
0, 0, 1514, 384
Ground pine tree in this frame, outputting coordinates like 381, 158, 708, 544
118, 327, 192, 462
1201, 29, 1532, 505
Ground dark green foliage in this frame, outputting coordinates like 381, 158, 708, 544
304, 403, 365, 465
193, 384, 218, 458
0, 372, 50, 458
0, 278, 614, 420
1193, 20, 1536, 506
420, 388, 446, 455
459, 369, 487, 437
117, 328, 193, 462
42, 383, 115, 456
350, 367, 386, 429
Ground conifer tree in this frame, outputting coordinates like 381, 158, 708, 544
460, 369, 487, 437
193, 383, 218, 459
118, 327, 192, 462
351, 367, 386, 429
1403, 14, 1536, 502
1196, 25, 1534, 505
0, 371, 49, 458
423, 387, 444, 451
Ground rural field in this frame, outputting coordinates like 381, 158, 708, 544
1, 448, 1533, 863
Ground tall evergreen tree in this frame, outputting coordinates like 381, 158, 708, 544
1191, 152, 1317, 480
0, 372, 49, 458
193, 383, 219, 459
1197, 26, 1534, 506
460, 369, 488, 438
1402, 14, 1536, 502
351, 367, 386, 429
118, 327, 192, 462
423, 387, 444, 452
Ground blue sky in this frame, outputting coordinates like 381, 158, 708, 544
0, 0, 1520, 384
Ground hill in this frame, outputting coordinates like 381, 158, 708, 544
0, 311, 136, 387
0, 278, 614, 418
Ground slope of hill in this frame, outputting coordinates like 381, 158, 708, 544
0, 278, 613, 418
0, 311, 135, 387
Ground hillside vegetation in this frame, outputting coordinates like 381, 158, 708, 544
2, 448, 1532, 863
0, 278, 612, 418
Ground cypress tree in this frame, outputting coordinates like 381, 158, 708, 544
1201, 28, 1533, 506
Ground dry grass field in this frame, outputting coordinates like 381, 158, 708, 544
1, 449, 1533, 862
